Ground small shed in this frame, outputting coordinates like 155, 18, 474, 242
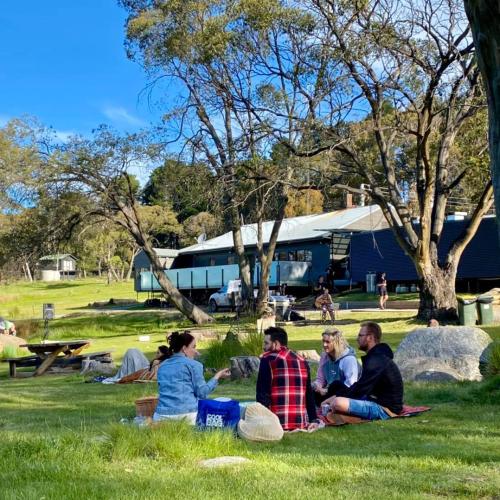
38, 254, 77, 281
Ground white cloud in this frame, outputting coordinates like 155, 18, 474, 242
102, 106, 146, 127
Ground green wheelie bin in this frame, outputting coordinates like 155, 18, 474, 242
457, 297, 477, 326
477, 295, 494, 325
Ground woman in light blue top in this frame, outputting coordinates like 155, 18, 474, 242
153, 331, 230, 424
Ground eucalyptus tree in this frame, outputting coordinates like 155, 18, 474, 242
464, 0, 500, 243
56, 127, 213, 324
119, 0, 323, 312
302, 0, 492, 320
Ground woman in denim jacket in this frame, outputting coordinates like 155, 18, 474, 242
153, 331, 230, 424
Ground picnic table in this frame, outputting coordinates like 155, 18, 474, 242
19, 340, 90, 376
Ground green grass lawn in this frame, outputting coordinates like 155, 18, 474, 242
0, 278, 138, 319
1, 280, 499, 498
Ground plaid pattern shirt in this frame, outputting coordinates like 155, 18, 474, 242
257, 347, 316, 430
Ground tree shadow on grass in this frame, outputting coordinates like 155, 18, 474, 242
41, 282, 89, 290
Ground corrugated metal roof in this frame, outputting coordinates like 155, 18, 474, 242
179, 205, 382, 255
39, 254, 77, 261
152, 248, 179, 258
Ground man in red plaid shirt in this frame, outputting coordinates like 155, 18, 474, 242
256, 327, 320, 431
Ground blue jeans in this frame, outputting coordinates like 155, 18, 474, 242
347, 399, 390, 420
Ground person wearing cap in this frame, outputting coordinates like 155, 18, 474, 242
256, 326, 320, 431
322, 321, 403, 422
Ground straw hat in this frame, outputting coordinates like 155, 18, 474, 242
237, 403, 284, 442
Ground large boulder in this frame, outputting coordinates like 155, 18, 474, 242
394, 326, 492, 382
230, 356, 260, 379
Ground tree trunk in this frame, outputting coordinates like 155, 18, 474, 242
417, 265, 458, 322
141, 241, 214, 325
256, 218, 285, 316
126, 248, 139, 281
464, 0, 500, 245
118, 203, 213, 325
24, 261, 33, 282
230, 206, 254, 311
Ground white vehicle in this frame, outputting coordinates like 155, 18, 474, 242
208, 280, 242, 312
208, 280, 295, 313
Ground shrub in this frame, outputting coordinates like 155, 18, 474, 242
202, 336, 244, 369
241, 329, 264, 356
485, 341, 500, 377
15, 319, 41, 340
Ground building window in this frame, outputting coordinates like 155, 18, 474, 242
288, 251, 296, 261
209, 257, 216, 266
304, 250, 313, 262
227, 255, 235, 264
296, 250, 305, 262
277, 251, 287, 261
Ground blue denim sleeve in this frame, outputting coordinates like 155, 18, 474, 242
191, 361, 218, 399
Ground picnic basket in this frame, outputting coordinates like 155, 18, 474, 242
135, 396, 158, 418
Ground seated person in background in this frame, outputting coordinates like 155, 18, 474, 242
314, 288, 335, 323
312, 327, 360, 406
154, 331, 230, 424
102, 347, 151, 384
117, 346, 169, 384
0, 318, 16, 336
314, 275, 327, 297
256, 327, 320, 431
323, 321, 403, 422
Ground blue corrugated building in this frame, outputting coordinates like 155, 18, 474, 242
135, 205, 388, 293
350, 216, 500, 291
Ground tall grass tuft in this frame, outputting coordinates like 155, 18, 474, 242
485, 341, 500, 377
202, 335, 244, 369
241, 329, 264, 356
1, 344, 19, 359
107, 420, 241, 463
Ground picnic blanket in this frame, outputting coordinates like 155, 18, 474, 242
321, 405, 431, 426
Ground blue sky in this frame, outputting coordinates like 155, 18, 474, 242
0, 1, 159, 137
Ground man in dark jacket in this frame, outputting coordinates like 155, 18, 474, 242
324, 321, 403, 420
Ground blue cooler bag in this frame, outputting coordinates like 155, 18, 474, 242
196, 398, 240, 430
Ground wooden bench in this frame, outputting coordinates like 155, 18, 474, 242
2, 355, 39, 378
2, 351, 114, 378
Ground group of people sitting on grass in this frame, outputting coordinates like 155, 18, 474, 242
145, 320, 404, 430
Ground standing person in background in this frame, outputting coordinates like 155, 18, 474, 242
154, 331, 231, 424
377, 272, 389, 310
